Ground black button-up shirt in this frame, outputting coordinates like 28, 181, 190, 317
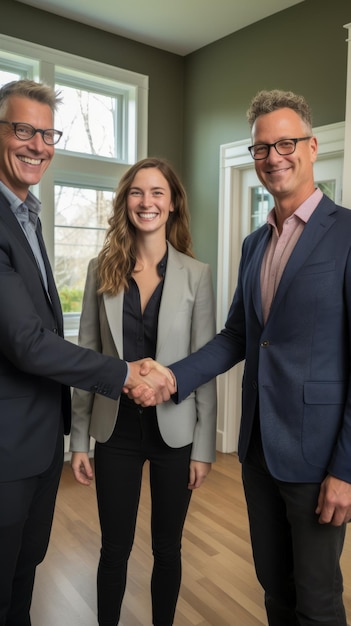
117, 251, 167, 421
123, 251, 167, 362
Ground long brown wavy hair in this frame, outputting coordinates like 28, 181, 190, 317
98, 157, 194, 295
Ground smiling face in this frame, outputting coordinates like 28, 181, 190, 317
0, 95, 55, 200
252, 107, 318, 211
127, 167, 174, 237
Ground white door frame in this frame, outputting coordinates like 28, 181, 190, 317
216, 122, 345, 453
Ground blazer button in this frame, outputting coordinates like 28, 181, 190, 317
260, 339, 270, 347
53, 327, 58, 333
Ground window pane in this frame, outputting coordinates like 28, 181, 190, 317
55, 185, 113, 312
251, 186, 274, 231
0, 49, 36, 84
316, 180, 336, 201
55, 82, 122, 159
0, 69, 23, 84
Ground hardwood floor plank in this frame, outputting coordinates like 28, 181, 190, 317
31, 453, 351, 625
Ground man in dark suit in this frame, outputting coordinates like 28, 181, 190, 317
136, 90, 351, 625
0, 79, 174, 626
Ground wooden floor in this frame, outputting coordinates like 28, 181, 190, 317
31, 452, 351, 626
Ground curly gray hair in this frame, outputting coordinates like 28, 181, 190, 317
247, 89, 312, 131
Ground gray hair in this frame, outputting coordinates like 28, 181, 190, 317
247, 89, 313, 131
0, 79, 62, 115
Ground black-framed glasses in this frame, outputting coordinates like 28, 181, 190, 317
0, 120, 63, 145
248, 136, 312, 160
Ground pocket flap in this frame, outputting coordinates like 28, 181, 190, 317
304, 381, 345, 405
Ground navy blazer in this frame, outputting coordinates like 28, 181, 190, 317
0, 192, 127, 482
172, 195, 351, 484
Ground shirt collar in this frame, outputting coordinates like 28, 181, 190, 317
0, 181, 42, 227
267, 188, 323, 228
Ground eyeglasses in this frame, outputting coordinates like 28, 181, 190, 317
0, 120, 63, 145
248, 136, 312, 160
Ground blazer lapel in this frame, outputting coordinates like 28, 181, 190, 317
250, 227, 271, 326
157, 244, 185, 357
0, 198, 39, 271
269, 196, 337, 318
102, 244, 182, 359
0, 198, 64, 331
103, 291, 124, 357
36, 219, 64, 330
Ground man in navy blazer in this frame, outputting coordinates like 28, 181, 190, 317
136, 90, 351, 625
0, 79, 173, 625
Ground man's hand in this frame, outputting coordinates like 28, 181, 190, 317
123, 359, 176, 406
316, 474, 351, 525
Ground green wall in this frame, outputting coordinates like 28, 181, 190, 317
183, 0, 350, 279
2, 0, 185, 171
2, 0, 351, 289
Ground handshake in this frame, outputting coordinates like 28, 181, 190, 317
123, 358, 177, 406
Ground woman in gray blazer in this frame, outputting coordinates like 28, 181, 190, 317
70, 158, 217, 626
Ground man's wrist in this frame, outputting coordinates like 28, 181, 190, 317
167, 368, 177, 392
124, 362, 130, 385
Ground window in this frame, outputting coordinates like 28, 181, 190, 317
250, 186, 274, 231
250, 180, 337, 233
0, 35, 148, 339
54, 66, 137, 162
55, 185, 114, 308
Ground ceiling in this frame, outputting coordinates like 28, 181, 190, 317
18, 0, 304, 56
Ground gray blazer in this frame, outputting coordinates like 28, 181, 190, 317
70, 242, 217, 462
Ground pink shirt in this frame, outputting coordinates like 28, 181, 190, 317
260, 188, 323, 324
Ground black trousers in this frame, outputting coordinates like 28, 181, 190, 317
242, 419, 347, 626
94, 406, 192, 626
0, 421, 64, 626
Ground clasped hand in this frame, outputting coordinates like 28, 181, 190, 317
123, 358, 176, 406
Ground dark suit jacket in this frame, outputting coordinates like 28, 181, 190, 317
172, 195, 351, 484
0, 192, 127, 482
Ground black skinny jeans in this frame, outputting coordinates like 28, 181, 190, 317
94, 405, 192, 626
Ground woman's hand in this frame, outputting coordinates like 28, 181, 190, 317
188, 461, 212, 490
71, 451, 93, 486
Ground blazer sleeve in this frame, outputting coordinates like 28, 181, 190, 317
0, 234, 127, 399
171, 253, 247, 403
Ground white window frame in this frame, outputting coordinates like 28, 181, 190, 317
0, 34, 149, 267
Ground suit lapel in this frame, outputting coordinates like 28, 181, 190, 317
157, 244, 184, 357
268, 196, 337, 319
103, 291, 124, 357
249, 227, 271, 326
0, 197, 64, 331
0, 197, 39, 270
36, 220, 64, 331
102, 244, 182, 359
